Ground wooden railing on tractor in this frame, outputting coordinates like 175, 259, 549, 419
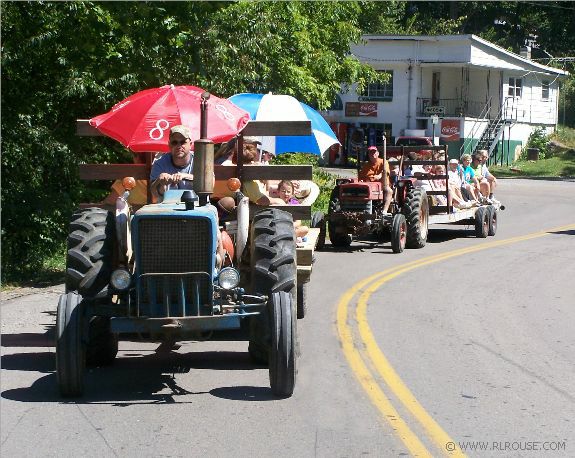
385, 145, 451, 214
76, 119, 314, 220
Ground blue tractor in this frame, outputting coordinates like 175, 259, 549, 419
57, 115, 298, 398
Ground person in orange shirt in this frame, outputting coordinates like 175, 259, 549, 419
358, 146, 392, 215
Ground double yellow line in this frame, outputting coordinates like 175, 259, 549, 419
336, 224, 575, 457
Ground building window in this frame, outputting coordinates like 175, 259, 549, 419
508, 77, 522, 97
542, 80, 550, 100
359, 71, 393, 101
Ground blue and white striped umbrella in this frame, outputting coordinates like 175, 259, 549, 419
229, 93, 340, 156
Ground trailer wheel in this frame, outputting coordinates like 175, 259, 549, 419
56, 292, 86, 397
390, 213, 407, 253
403, 188, 429, 248
296, 283, 307, 319
66, 208, 115, 297
486, 205, 498, 236
248, 208, 297, 365
311, 211, 326, 251
474, 206, 489, 238
269, 291, 296, 397
86, 317, 118, 367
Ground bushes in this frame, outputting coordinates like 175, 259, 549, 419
523, 126, 550, 160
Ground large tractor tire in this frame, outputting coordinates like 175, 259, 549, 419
311, 211, 326, 251
66, 208, 115, 297
56, 292, 86, 397
86, 316, 118, 367
403, 188, 429, 249
248, 208, 297, 365
327, 187, 352, 247
269, 291, 296, 397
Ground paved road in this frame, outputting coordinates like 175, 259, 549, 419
2, 178, 574, 457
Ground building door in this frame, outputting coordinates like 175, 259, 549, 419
432, 72, 441, 105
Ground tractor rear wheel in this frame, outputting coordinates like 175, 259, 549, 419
56, 292, 86, 397
66, 208, 115, 297
403, 188, 429, 249
248, 208, 297, 365
390, 213, 407, 253
269, 291, 296, 397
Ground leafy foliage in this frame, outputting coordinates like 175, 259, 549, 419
0, 2, 374, 283
525, 126, 550, 159
1, 1, 573, 284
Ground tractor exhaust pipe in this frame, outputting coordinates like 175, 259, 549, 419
193, 92, 214, 206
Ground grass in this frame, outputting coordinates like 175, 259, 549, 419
490, 126, 575, 178
1, 247, 66, 291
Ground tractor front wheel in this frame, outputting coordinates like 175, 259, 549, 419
56, 292, 86, 397
269, 291, 296, 397
390, 213, 407, 253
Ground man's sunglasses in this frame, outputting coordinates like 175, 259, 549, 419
170, 139, 189, 147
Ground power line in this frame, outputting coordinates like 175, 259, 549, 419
521, 1, 575, 11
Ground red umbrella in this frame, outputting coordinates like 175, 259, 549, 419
89, 85, 249, 152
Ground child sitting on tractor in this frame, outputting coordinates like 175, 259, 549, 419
278, 179, 309, 240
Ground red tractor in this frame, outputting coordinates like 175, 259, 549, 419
322, 141, 433, 253
325, 173, 428, 253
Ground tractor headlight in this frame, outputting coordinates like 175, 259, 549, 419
218, 267, 240, 289
110, 269, 131, 291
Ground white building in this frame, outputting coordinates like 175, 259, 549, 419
323, 34, 568, 165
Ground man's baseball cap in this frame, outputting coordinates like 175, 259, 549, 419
367, 146, 378, 152
169, 125, 192, 139
449, 158, 459, 164
244, 136, 262, 145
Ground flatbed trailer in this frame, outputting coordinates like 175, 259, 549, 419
325, 142, 503, 252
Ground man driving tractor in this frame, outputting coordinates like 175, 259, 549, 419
358, 145, 392, 215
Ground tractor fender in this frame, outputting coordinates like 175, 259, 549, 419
236, 196, 249, 263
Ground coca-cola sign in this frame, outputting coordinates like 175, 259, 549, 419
440, 119, 460, 141
345, 102, 377, 117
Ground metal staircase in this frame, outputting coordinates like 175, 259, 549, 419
460, 97, 518, 162
475, 114, 506, 156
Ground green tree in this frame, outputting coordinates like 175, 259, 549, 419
1, 1, 377, 282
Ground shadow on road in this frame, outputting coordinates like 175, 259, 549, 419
548, 229, 575, 236
1, 330, 55, 348
210, 385, 276, 401
1, 349, 271, 405
426, 227, 475, 243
